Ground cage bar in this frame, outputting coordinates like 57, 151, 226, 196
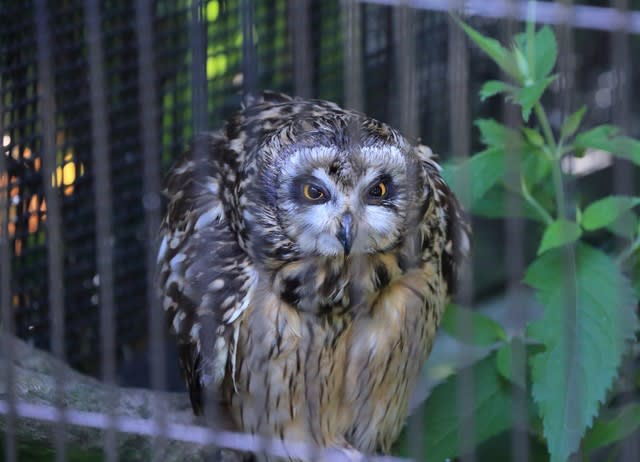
85, 0, 118, 459
34, 1, 68, 460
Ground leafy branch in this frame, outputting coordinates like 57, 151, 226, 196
439, 11, 640, 462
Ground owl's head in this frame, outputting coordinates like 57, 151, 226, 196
241, 105, 431, 262
273, 139, 420, 257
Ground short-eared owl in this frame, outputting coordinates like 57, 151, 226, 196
158, 91, 470, 460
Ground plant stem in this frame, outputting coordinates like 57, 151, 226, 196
521, 176, 553, 225
534, 102, 567, 219
616, 236, 640, 265
535, 103, 557, 152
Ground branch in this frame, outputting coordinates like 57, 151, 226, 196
0, 332, 212, 461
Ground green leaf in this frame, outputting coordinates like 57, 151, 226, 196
475, 119, 523, 148
582, 196, 640, 231
455, 19, 520, 80
522, 127, 545, 148
442, 148, 505, 208
470, 185, 549, 222
582, 404, 640, 452
633, 257, 640, 299
531, 26, 558, 80
575, 125, 640, 166
441, 304, 507, 345
480, 80, 513, 101
606, 211, 639, 240
560, 106, 587, 141
495, 340, 527, 389
526, 244, 639, 462
403, 354, 514, 461
517, 76, 557, 122
521, 148, 552, 187
537, 219, 582, 255
514, 46, 530, 81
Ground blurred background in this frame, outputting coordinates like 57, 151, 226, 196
1, 0, 640, 460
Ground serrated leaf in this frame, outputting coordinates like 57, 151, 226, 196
582, 196, 640, 231
538, 219, 582, 255
532, 26, 558, 80
397, 354, 513, 460
480, 80, 513, 101
518, 76, 557, 122
442, 148, 505, 208
525, 244, 639, 462
582, 404, 640, 452
560, 106, 587, 141
575, 125, 640, 167
441, 304, 507, 345
455, 18, 520, 80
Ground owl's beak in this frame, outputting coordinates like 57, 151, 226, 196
337, 212, 355, 255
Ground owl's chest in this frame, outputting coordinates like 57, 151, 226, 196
228, 263, 446, 458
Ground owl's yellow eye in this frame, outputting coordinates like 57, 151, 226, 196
368, 181, 388, 199
303, 184, 325, 201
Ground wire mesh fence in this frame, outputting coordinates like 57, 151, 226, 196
1, 0, 639, 461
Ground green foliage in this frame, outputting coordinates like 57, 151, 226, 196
582, 403, 640, 452
537, 219, 581, 255
574, 125, 640, 166
581, 196, 640, 231
441, 304, 507, 345
431, 12, 640, 462
526, 244, 637, 462
399, 354, 514, 461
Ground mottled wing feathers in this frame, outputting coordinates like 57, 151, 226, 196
413, 144, 471, 294
158, 133, 253, 414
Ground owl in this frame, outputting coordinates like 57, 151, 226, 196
158, 91, 470, 461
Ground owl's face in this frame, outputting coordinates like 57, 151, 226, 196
272, 142, 420, 258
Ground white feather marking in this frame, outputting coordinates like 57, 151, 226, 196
172, 310, 186, 332
205, 178, 219, 195
169, 252, 186, 271
229, 138, 243, 153
189, 322, 201, 341
221, 296, 235, 311
173, 161, 194, 174
208, 279, 225, 291
157, 236, 168, 263
230, 323, 240, 392
194, 204, 224, 230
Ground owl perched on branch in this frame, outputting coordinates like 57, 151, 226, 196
158, 92, 470, 461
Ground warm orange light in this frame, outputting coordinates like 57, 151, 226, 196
64, 185, 74, 196
28, 214, 38, 233
40, 198, 47, 212
8, 222, 15, 237
34, 157, 41, 171
63, 162, 76, 185
14, 238, 22, 256
28, 195, 38, 212
23, 147, 32, 159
